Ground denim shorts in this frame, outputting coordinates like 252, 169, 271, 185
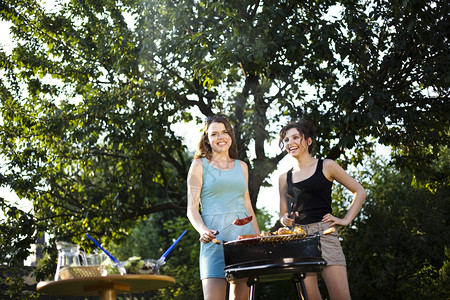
303, 221, 346, 266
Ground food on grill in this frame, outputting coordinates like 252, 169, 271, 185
277, 227, 294, 235
274, 226, 306, 236
293, 226, 306, 235
236, 225, 306, 241
259, 231, 272, 237
238, 234, 259, 240
233, 216, 253, 226
228, 225, 309, 245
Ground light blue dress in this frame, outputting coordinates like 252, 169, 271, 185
199, 158, 255, 279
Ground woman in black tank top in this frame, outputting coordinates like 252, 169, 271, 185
286, 159, 333, 224
278, 120, 367, 300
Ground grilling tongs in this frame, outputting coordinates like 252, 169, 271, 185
212, 216, 253, 236
286, 191, 298, 229
210, 216, 253, 244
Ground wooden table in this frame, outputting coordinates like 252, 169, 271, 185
37, 274, 175, 300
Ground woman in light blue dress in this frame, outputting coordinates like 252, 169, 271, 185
187, 115, 260, 300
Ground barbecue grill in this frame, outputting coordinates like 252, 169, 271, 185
224, 233, 327, 300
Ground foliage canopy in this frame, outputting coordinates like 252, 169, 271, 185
0, 0, 448, 298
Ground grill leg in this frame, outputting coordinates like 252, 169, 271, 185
293, 273, 308, 300
246, 276, 259, 300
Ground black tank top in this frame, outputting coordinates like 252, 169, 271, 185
287, 159, 333, 224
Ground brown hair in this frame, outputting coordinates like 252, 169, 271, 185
279, 120, 316, 153
194, 115, 238, 160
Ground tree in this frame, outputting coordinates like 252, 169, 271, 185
0, 201, 39, 300
340, 148, 450, 299
0, 0, 448, 297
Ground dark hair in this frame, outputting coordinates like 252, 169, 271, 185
279, 120, 316, 153
194, 115, 238, 159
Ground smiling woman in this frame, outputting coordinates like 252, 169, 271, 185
278, 119, 367, 300
193, 115, 238, 161
205, 122, 234, 164
186, 114, 260, 300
